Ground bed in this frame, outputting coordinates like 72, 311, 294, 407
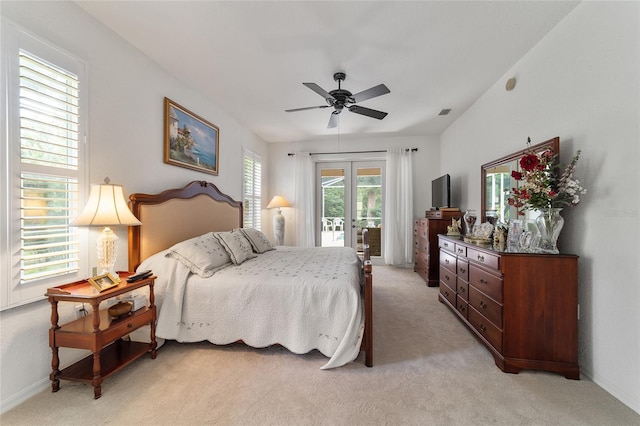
127, 180, 373, 369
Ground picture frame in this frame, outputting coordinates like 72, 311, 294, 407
88, 272, 120, 292
164, 97, 219, 175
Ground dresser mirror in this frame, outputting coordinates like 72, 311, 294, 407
481, 137, 559, 223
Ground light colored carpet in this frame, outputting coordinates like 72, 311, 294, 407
2, 266, 638, 425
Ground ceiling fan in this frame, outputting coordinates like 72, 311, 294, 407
285, 72, 390, 129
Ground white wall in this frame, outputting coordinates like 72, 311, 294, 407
441, 2, 639, 414
266, 134, 441, 245
0, 1, 268, 412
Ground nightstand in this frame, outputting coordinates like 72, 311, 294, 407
45, 272, 157, 399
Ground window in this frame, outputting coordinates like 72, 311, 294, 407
1, 20, 87, 309
242, 148, 262, 230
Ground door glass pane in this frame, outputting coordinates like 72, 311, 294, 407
356, 167, 382, 256
320, 168, 345, 247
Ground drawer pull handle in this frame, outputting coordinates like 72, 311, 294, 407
444, 242, 449, 247
458, 248, 464, 253
460, 268, 466, 273
445, 275, 450, 281
479, 301, 487, 309
444, 291, 449, 297
477, 255, 485, 262
445, 259, 449, 264
479, 324, 487, 332
460, 287, 466, 293
480, 278, 488, 284
127, 323, 134, 328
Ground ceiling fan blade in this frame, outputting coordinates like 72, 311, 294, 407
352, 84, 390, 103
285, 105, 329, 113
303, 82, 334, 100
328, 111, 340, 128
349, 105, 388, 120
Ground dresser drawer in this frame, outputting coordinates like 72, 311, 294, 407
439, 265, 456, 289
469, 306, 502, 352
414, 247, 428, 265
456, 297, 469, 319
439, 238, 455, 253
469, 285, 503, 328
467, 247, 500, 270
457, 278, 469, 302
440, 250, 457, 273
454, 244, 467, 257
414, 236, 428, 252
440, 281, 456, 306
469, 264, 503, 303
457, 259, 469, 281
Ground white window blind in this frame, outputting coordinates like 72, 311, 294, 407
242, 149, 262, 230
1, 20, 87, 309
19, 50, 81, 283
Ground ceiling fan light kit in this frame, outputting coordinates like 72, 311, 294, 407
286, 72, 390, 128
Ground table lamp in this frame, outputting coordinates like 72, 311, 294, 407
71, 177, 141, 275
267, 195, 290, 246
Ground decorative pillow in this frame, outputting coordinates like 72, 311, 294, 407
238, 228, 275, 254
166, 232, 231, 277
214, 230, 257, 265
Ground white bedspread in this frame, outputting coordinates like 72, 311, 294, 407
138, 246, 364, 369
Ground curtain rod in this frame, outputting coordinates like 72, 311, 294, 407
287, 148, 418, 157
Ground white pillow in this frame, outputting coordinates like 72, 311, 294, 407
166, 232, 231, 277
214, 230, 257, 265
238, 228, 274, 254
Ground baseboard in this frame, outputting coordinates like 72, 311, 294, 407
0, 377, 49, 415
581, 366, 640, 415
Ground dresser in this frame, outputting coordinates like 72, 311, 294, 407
414, 210, 461, 286
438, 234, 579, 379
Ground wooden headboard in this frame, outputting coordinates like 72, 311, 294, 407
128, 181, 243, 270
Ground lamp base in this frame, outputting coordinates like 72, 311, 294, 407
97, 226, 118, 275
273, 209, 285, 246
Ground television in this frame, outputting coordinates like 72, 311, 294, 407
431, 174, 451, 209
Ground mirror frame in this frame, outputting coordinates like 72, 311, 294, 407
481, 137, 559, 222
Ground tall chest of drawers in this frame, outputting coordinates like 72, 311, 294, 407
414, 210, 461, 287
438, 234, 580, 379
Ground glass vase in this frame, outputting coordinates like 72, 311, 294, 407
535, 208, 564, 254
463, 209, 477, 235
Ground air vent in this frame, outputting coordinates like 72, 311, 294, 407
439, 108, 452, 116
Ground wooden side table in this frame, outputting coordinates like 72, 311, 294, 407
45, 272, 157, 399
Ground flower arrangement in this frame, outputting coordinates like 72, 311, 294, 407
508, 142, 586, 214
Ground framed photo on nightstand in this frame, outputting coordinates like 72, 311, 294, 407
88, 273, 120, 292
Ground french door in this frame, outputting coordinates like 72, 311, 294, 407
316, 161, 384, 256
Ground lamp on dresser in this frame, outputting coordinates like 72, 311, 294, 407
70, 177, 141, 275
267, 195, 290, 246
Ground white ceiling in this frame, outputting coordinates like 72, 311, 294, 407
75, 1, 579, 143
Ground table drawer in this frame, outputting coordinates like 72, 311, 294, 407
439, 265, 456, 289
467, 247, 500, 270
102, 308, 154, 346
440, 281, 456, 306
469, 264, 503, 303
457, 278, 469, 302
469, 285, 502, 328
469, 306, 502, 352
440, 250, 457, 273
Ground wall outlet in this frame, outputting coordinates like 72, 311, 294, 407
75, 304, 89, 319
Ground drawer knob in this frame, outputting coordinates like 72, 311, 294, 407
460, 268, 466, 273
127, 323, 134, 328
480, 278, 488, 284
479, 301, 487, 309
479, 323, 487, 332
458, 248, 463, 253
477, 255, 485, 262
460, 287, 466, 293
445, 275, 450, 281
444, 242, 449, 247
445, 259, 449, 264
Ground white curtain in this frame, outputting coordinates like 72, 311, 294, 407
384, 147, 414, 266
294, 152, 315, 247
